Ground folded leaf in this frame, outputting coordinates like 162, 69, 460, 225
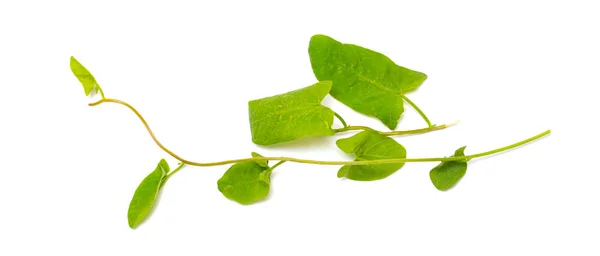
217, 153, 273, 205
127, 159, 169, 229
308, 34, 427, 129
429, 146, 468, 191
336, 130, 407, 181
251, 152, 269, 168
248, 81, 335, 145
70, 56, 102, 96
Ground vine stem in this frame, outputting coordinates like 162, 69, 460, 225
97, 87, 106, 99
89, 98, 550, 167
270, 161, 286, 170
166, 163, 186, 180
331, 111, 455, 135
333, 122, 458, 136
401, 95, 432, 128
333, 112, 348, 128
161, 163, 186, 188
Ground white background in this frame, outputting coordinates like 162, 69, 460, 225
1, 0, 598, 255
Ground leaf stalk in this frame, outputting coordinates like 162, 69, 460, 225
89, 98, 549, 168
401, 95, 432, 128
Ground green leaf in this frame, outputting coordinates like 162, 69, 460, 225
336, 130, 407, 181
251, 152, 269, 168
429, 146, 468, 191
217, 153, 272, 205
127, 159, 169, 229
308, 34, 428, 129
70, 56, 102, 96
248, 81, 335, 145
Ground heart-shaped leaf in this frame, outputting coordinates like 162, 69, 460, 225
248, 81, 335, 145
309, 35, 427, 129
429, 146, 468, 191
217, 153, 275, 205
127, 159, 169, 229
336, 130, 407, 181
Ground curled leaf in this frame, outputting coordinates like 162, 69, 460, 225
127, 159, 169, 229
336, 130, 407, 181
308, 34, 427, 129
251, 152, 269, 168
217, 153, 274, 205
429, 146, 468, 191
248, 81, 335, 145
70, 56, 102, 96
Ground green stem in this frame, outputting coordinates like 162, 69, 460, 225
167, 163, 186, 178
89, 98, 549, 167
401, 95, 432, 128
334, 121, 458, 136
97, 86, 106, 99
160, 163, 186, 188
464, 131, 549, 160
270, 161, 286, 170
333, 112, 348, 128
265, 160, 286, 176
181, 130, 550, 166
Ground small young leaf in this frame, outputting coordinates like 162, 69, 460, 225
429, 146, 468, 191
336, 130, 407, 181
251, 152, 269, 168
70, 56, 102, 96
127, 159, 169, 229
248, 81, 335, 145
217, 153, 272, 205
308, 34, 427, 129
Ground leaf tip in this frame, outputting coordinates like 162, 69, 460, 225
157, 158, 170, 174
455, 146, 467, 157
69, 56, 99, 96
251, 152, 269, 167
127, 218, 137, 229
127, 205, 142, 229
384, 120, 399, 130
335, 139, 347, 153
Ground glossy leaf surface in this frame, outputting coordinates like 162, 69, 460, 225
249, 81, 335, 145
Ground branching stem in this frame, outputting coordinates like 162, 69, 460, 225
333, 122, 458, 136
269, 161, 286, 171
333, 112, 348, 128
401, 95, 432, 128
89, 98, 550, 168
161, 163, 186, 188
97, 87, 106, 99
166, 163, 186, 180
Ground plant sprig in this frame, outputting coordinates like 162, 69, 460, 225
70, 34, 550, 229
90, 95, 549, 167
88, 97, 457, 161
